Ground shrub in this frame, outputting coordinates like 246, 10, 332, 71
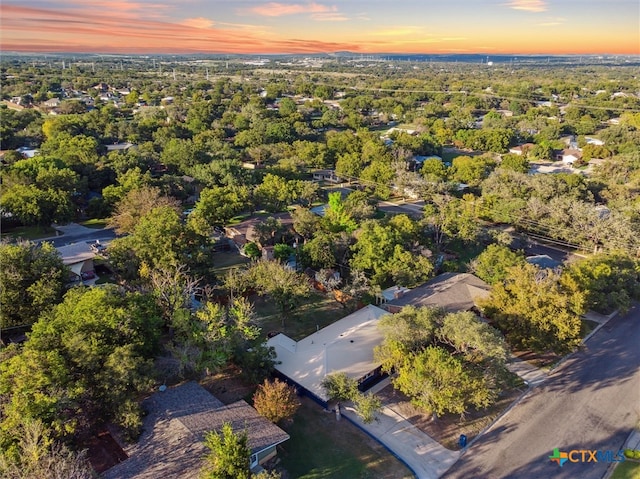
253, 379, 300, 424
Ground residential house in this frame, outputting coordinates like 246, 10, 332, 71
266, 304, 390, 406
312, 169, 342, 183
44, 98, 61, 108
105, 142, 136, 152
561, 149, 583, 165
376, 285, 412, 305
508, 143, 535, 156
103, 382, 289, 479
224, 212, 293, 250
56, 242, 97, 282
16, 146, 38, 158
381, 272, 491, 314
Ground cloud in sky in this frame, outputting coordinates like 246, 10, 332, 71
246, 2, 336, 17
1, 1, 638, 55
375, 26, 425, 37
504, 0, 547, 12
0, 3, 357, 53
310, 12, 348, 21
537, 17, 566, 26
180, 17, 215, 29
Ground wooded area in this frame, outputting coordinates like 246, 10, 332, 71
1, 55, 639, 476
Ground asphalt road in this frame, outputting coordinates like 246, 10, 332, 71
444, 304, 640, 479
39, 225, 117, 248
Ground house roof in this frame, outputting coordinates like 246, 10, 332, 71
56, 242, 96, 265
267, 304, 389, 402
224, 212, 293, 243
526, 255, 562, 270
383, 273, 490, 312
103, 381, 289, 479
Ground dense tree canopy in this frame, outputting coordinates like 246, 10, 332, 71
0, 241, 68, 328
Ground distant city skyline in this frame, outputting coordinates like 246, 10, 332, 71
2, 0, 639, 55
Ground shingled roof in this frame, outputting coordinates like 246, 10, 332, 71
383, 272, 490, 312
103, 382, 289, 479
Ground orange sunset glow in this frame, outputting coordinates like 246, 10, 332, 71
1, 1, 639, 55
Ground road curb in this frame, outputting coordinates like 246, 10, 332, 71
460, 385, 532, 455
548, 309, 620, 375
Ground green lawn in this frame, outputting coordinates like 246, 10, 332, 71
611, 460, 640, 479
80, 219, 108, 229
254, 293, 347, 341
279, 398, 413, 479
443, 239, 487, 272
211, 250, 250, 279
0, 225, 56, 241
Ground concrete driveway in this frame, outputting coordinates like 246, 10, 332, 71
341, 380, 460, 479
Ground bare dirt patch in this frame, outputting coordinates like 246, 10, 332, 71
377, 383, 526, 451
200, 365, 257, 404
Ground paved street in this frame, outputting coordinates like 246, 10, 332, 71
444, 305, 640, 479
38, 223, 117, 248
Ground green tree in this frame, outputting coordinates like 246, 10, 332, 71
246, 261, 311, 325
252, 379, 300, 424
0, 183, 75, 226
254, 174, 298, 212
273, 244, 294, 262
0, 287, 161, 449
562, 252, 640, 314
351, 220, 432, 287
421, 158, 449, 181
352, 393, 383, 424
394, 346, 495, 416
321, 372, 359, 401
500, 154, 530, 173
482, 264, 585, 354
291, 206, 321, 242
189, 185, 249, 234
325, 192, 357, 233
108, 186, 180, 235
374, 306, 442, 372
470, 244, 526, 285
422, 194, 480, 252
437, 311, 508, 366
109, 206, 210, 278
201, 423, 251, 479
0, 419, 93, 479
450, 155, 496, 186
0, 241, 67, 328
243, 242, 261, 259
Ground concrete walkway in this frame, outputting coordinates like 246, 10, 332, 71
506, 357, 549, 386
625, 428, 640, 451
341, 380, 460, 479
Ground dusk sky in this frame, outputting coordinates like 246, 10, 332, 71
1, 0, 639, 55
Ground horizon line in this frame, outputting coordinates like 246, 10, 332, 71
3, 50, 639, 58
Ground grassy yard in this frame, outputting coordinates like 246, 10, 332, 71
0, 225, 56, 241
279, 397, 414, 479
80, 218, 108, 229
253, 293, 348, 341
211, 250, 250, 279
442, 239, 487, 272
611, 460, 640, 479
